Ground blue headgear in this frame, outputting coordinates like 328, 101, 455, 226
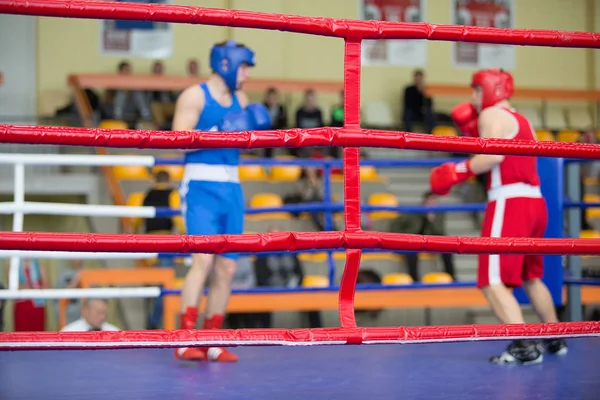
210, 40, 255, 92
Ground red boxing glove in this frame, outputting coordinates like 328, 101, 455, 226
429, 160, 475, 196
451, 102, 479, 137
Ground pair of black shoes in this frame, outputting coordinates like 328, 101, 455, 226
489, 339, 568, 365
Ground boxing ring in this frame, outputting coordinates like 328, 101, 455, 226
1, 0, 600, 398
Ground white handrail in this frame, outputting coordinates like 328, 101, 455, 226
0, 201, 156, 218
0, 250, 161, 260
0, 153, 155, 166
0, 287, 162, 300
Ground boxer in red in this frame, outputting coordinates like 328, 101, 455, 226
429, 69, 567, 365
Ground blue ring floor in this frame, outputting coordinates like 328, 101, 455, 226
1, 338, 599, 399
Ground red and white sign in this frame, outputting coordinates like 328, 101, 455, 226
451, 0, 515, 69
360, 0, 427, 67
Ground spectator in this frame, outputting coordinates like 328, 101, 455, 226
355, 269, 382, 322
328, 89, 344, 159
141, 170, 183, 329
55, 259, 84, 325
61, 299, 120, 332
389, 192, 455, 281
263, 87, 288, 158
402, 69, 436, 133
111, 61, 154, 128
187, 58, 200, 76
148, 60, 177, 130
140, 170, 184, 240
283, 167, 334, 231
253, 225, 321, 328
293, 89, 324, 157
13, 258, 48, 332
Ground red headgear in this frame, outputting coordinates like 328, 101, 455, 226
471, 68, 514, 110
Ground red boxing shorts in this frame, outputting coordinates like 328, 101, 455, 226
477, 191, 548, 289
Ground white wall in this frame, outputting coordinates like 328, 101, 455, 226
0, 15, 37, 123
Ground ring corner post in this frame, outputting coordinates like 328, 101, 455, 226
514, 157, 564, 309
565, 159, 583, 321
338, 38, 363, 330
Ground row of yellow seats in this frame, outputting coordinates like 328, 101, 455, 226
127, 191, 402, 221
113, 163, 385, 183
581, 195, 600, 219
297, 251, 438, 263
432, 126, 584, 143
301, 272, 453, 288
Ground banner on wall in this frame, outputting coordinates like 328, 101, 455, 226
100, 0, 173, 58
360, 0, 427, 67
451, 0, 515, 70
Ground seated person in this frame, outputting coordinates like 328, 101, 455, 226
139, 170, 184, 240
402, 69, 436, 134
262, 87, 288, 158
293, 89, 324, 157
148, 60, 178, 130
61, 299, 120, 332
111, 61, 154, 128
389, 192, 455, 281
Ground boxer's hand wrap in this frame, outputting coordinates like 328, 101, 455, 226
429, 160, 475, 196
451, 102, 479, 137
218, 103, 272, 132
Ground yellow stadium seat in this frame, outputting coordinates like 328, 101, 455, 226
239, 165, 267, 181
421, 272, 454, 284
362, 252, 402, 262
382, 273, 414, 285
535, 130, 555, 141
360, 166, 386, 182
270, 165, 302, 181
302, 275, 329, 288
250, 193, 283, 208
126, 191, 145, 207
432, 126, 458, 137
333, 252, 347, 261
152, 165, 184, 181
584, 194, 600, 219
580, 229, 600, 239
98, 119, 128, 130
557, 130, 580, 143
113, 165, 152, 181
174, 278, 185, 288
418, 253, 438, 261
368, 192, 400, 220
298, 252, 328, 263
126, 192, 146, 232
247, 193, 289, 221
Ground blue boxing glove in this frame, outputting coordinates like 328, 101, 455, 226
218, 103, 272, 132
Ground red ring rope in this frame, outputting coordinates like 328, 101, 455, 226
1, 231, 599, 256
2, 125, 600, 159
1, 322, 599, 350
2, 0, 600, 344
1, 0, 598, 48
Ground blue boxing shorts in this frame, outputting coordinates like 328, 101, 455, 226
179, 180, 244, 260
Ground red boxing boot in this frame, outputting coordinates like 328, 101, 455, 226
174, 307, 208, 361
201, 314, 238, 362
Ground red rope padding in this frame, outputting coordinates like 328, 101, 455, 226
1, 0, 599, 48
2, 125, 600, 159
0, 322, 598, 350
1, 231, 600, 255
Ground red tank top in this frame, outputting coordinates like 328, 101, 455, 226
486, 107, 540, 191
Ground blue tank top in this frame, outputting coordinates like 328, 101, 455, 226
184, 83, 242, 166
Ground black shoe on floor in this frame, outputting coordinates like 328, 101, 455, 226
538, 339, 568, 356
489, 340, 543, 365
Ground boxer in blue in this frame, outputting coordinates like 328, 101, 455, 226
172, 40, 271, 362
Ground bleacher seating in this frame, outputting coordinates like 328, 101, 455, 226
421, 271, 454, 284
557, 130, 580, 143
382, 273, 413, 285
432, 126, 458, 137
535, 129, 554, 141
